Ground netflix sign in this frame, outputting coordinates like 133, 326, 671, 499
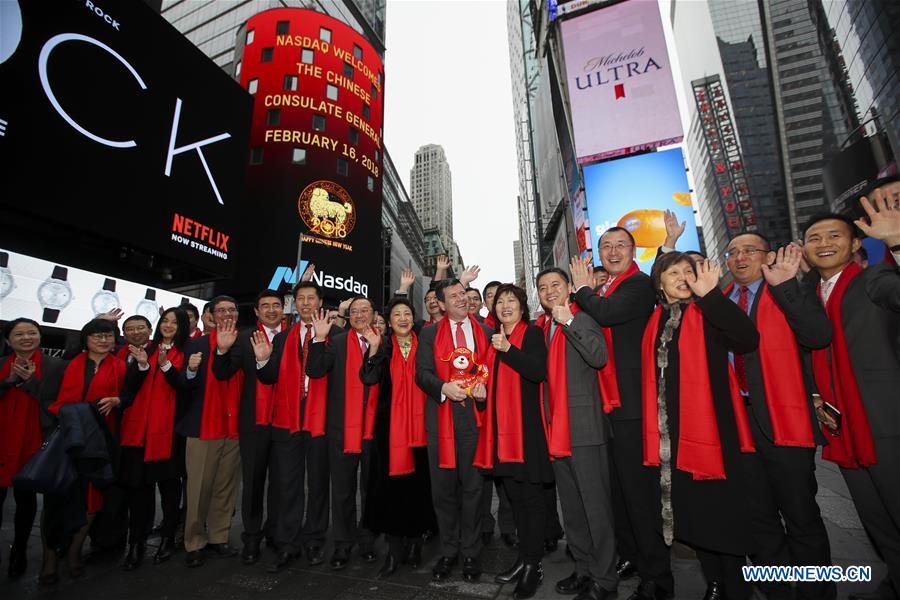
560, 0, 682, 163
235, 8, 384, 301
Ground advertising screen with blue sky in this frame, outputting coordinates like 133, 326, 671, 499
584, 148, 699, 274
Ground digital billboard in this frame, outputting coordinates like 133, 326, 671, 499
583, 149, 699, 274
0, 0, 252, 276
236, 8, 384, 301
560, 0, 683, 163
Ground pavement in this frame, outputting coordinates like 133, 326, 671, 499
0, 451, 887, 600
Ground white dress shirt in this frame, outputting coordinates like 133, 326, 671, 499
448, 316, 476, 352
819, 271, 842, 305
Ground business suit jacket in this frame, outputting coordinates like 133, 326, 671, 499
741, 279, 831, 446
573, 272, 656, 421
175, 334, 217, 438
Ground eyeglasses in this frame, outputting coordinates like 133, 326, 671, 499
723, 248, 766, 259
88, 333, 115, 341
599, 242, 634, 252
214, 307, 238, 314
123, 325, 149, 334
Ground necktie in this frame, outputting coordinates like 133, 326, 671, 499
820, 280, 833, 305
600, 277, 614, 296
360, 335, 369, 356
301, 324, 312, 399
455, 321, 468, 350
733, 286, 749, 393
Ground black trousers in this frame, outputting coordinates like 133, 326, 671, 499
742, 416, 835, 600
239, 426, 277, 546
0, 486, 38, 548
328, 437, 374, 550
480, 475, 514, 535
544, 483, 564, 541
270, 429, 308, 555
696, 547, 752, 600
302, 434, 330, 547
503, 478, 546, 564
610, 418, 673, 591
126, 478, 181, 544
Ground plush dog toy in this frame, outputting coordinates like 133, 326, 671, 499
441, 347, 489, 405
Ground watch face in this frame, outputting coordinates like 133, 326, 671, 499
0, 267, 14, 299
92, 290, 120, 315
38, 279, 72, 308
135, 299, 160, 323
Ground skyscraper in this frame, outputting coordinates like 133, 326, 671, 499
410, 144, 454, 259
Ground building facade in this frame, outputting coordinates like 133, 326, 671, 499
409, 144, 454, 256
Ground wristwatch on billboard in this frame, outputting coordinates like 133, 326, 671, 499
91, 277, 120, 316
37, 266, 73, 323
135, 288, 160, 323
0, 251, 15, 301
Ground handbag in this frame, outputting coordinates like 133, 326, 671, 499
12, 427, 77, 495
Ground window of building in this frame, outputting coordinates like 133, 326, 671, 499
312, 114, 326, 131
375, 150, 380, 162
371, 84, 378, 101
337, 158, 349, 176
367, 175, 374, 191
276, 20, 290, 35
250, 147, 263, 164
326, 84, 338, 101
248, 78, 259, 94
234, 61, 241, 77
261, 47, 274, 62
362, 103, 371, 119
349, 127, 359, 145
319, 27, 332, 43
343, 62, 354, 78
292, 148, 307, 165
284, 75, 298, 91
301, 48, 314, 64
266, 109, 281, 126
353, 44, 363, 60
246, 29, 255, 45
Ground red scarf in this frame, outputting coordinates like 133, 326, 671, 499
120, 345, 184, 461
51, 352, 126, 513
343, 331, 379, 453
433, 314, 490, 468
484, 313, 497, 330
271, 323, 329, 435
190, 327, 202, 339
595, 262, 640, 412
812, 262, 876, 468
199, 331, 243, 440
642, 303, 755, 480
474, 321, 549, 468
388, 334, 427, 475
534, 307, 576, 457
724, 283, 815, 447
0, 352, 44, 487
253, 322, 280, 426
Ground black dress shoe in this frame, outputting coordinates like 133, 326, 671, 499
501, 533, 520, 548
576, 580, 614, 600
513, 562, 544, 599
330, 547, 350, 570
154, 537, 175, 564
377, 553, 399, 579
627, 581, 673, 600
482, 531, 494, 546
184, 550, 205, 568
267, 551, 293, 573
702, 581, 724, 600
206, 543, 237, 558
7, 543, 27, 578
123, 543, 146, 571
241, 540, 261, 565
360, 546, 378, 563
405, 540, 422, 569
617, 558, 637, 579
432, 555, 458, 581
495, 558, 525, 584
544, 538, 559, 554
306, 545, 325, 566
422, 529, 436, 542
556, 571, 591, 595
462, 556, 482, 582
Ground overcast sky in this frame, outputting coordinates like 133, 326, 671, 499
383, 0, 519, 286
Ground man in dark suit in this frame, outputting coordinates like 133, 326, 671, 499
306, 297, 380, 570
416, 278, 494, 582
723, 234, 835, 600
535, 268, 617, 600
212, 290, 284, 565
255, 281, 343, 571
801, 192, 900, 600
569, 228, 673, 600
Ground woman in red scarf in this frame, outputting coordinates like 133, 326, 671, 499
0, 319, 65, 579
475, 284, 549, 600
42, 318, 127, 585
643, 252, 759, 600
119, 307, 191, 571
360, 298, 437, 578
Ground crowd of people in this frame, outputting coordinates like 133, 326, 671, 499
1, 180, 899, 600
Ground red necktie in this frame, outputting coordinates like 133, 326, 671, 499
455, 321, 468, 350
733, 286, 749, 393
360, 335, 369, 356
301, 324, 312, 399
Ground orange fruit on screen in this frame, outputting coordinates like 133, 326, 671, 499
617, 209, 667, 247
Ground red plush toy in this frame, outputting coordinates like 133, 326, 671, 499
441, 347, 489, 405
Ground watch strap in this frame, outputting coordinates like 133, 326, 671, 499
890, 243, 900, 253
43, 308, 60, 323
0, 252, 8, 268
145, 289, 156, 301
103, 278, 117, 292
51, 266, 68, 281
